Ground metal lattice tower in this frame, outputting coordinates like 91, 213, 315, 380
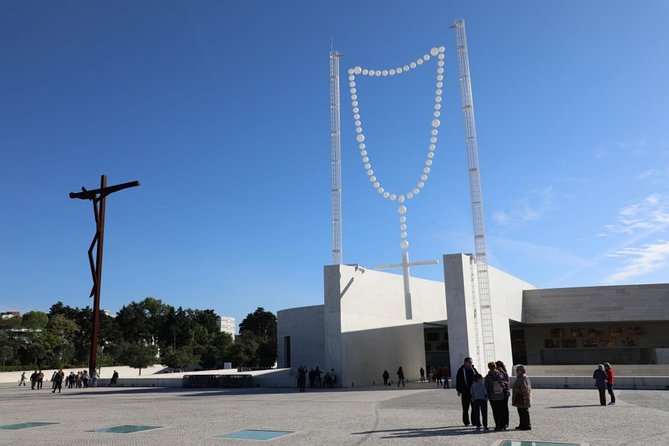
452, 19, 496, 365
330, 49, 344, 265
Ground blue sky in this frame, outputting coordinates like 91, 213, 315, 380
2, 1, 668, 330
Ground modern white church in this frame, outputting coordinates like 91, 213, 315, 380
277, 23, 669, 387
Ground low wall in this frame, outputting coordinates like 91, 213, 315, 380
528, 376, 669, 390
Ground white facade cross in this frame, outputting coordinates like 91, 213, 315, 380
375, 253, 439, 319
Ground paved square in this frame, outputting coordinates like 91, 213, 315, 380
91, 425, 162, 434
218, 429, 295, 440
0, 383, 667, 445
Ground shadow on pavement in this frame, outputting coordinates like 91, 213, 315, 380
353, 425, 493, 439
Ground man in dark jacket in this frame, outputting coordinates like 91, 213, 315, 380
455, 357, 478, 426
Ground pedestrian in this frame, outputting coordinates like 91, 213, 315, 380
30, 370, 37, 389
484, 361, 507, 430
110, 370, 119, 386
51, 371, 57, 390
419, 367, 425, 382
37, 370, 44, 389
52, 369, 64, 393
604, 362, 615, 405
470, 373, 489, 431
511, 364, 531, 430
455, 357, 478, 427
396, 366, 405, 387
314, 366, 322, 388
382, 370, 390, 386
593, 364, 607, 406
442, 366, 450, 389
495, 360, 510, 429
297, 366, 306, 392
19, 372, 27, 386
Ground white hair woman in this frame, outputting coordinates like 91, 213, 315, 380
511, 364, 531, 430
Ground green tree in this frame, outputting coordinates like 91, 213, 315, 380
119, 342, 158, 375
0, 345, 13, 372
21, 311, 49, 330
161, 346, 199, 371
239, 307, 277, 367
239, 307, 276, 340
228, 332, 259, 368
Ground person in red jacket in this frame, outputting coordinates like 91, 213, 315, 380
604, 362, 615, 405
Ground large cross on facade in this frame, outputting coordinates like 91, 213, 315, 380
375, 253, 439, 320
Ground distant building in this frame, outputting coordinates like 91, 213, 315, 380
0, 311, 21, 320
217, 316, 236, 337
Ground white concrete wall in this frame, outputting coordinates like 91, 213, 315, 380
444, 254, 535, 372
444, 254, 482, 370
325, 264, 446, 387
488, 261, 536, 369
523, 284, 669, 323
276, 305, 325, 370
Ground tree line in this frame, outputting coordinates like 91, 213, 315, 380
0, 298, 277, 374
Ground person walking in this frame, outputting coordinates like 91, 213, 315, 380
419, 367, 425, 382
442, 366, 450, 389
455, 357, 478, 427
52, 369, 64, 393
604, 362, 616, 405
484, 362, 507, 430
19, 372, 27, 386
470, 373, 489, 431
593, 364, 607, 406
512, 364, 532, 430
396, 366, 405, 387
382, 370, 390, 386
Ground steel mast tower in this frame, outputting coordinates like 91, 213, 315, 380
451, 19, 495, 365
329, 48, 344, 265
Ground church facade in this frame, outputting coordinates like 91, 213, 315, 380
277, 253, 669, 387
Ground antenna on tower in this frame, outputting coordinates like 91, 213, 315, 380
330, 46, 343, 265
451, 19, 496, 366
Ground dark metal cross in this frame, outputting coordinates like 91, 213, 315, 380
69, 175, 140, 376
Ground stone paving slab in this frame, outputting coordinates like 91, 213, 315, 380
0, 383, 667, 446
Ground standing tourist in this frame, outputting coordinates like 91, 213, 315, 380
455, 357, 478, 427
593, 364, 607, 406
396, 366, 405, 387
512, 364, 532, 430
495, 360, 510, 429
604, 362, 615, 405
484, 362, 507, 430
470, 373, 489, 431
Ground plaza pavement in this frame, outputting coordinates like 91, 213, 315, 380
1, 381, 667, 446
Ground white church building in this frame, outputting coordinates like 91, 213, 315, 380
277, 255, 669, 387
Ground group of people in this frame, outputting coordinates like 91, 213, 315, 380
296, 366, 336, 391
380, 367, 406, 387
455, 357, 532, 432
593, 362, 616, 406
419, 366, 450, 388
19, 369, 120, 392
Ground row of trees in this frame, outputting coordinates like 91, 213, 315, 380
0, 299, 277, 374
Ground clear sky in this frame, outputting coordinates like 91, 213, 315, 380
2, 1, 669, 330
